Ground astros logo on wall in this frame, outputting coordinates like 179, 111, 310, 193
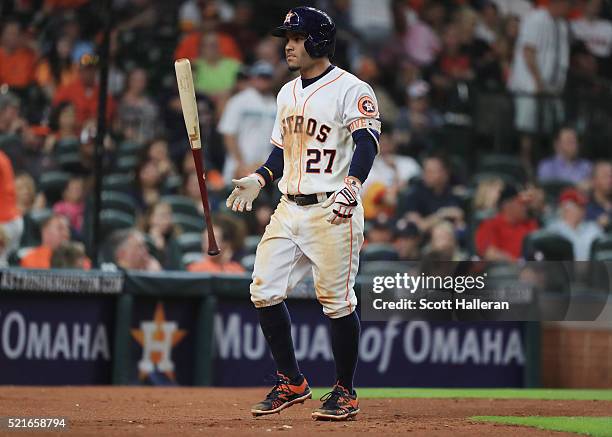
131, 302, 187, 381
358, 96, 377, 116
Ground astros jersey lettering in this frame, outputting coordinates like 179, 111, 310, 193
270, 67, 381, 195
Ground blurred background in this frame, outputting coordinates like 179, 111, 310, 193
0, 0, 611, 389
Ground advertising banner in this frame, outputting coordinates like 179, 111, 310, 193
213, 298, 526, 387
0, 294, 115, 384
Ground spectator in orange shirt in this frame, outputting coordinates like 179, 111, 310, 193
52, 54, 116, 126
0, 20, 36, 90
187, 224, 245, 274
175, 9, 242, 62
36, 36, 79, 99
0, 148, 23, 265
20, 214, 71, 269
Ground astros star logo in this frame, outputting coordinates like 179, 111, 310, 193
131, 302, 187, 381
358, 96, 377, 115
284, 11, 295, 25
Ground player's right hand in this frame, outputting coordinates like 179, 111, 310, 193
226, 174, 264, 212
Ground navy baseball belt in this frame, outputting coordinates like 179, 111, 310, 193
287, 192, 334, 206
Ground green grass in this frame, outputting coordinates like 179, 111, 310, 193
311, 388, 612, 401
472, 416, 612, 437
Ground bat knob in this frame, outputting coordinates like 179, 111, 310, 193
207, 248, 221, 257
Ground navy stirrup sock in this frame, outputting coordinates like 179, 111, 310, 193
329, 310, 361, 393
257, 302, 302, 383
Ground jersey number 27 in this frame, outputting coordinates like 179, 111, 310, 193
305, 148, 336, 174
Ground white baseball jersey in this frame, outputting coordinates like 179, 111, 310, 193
250, 67, 379, 319
270, 67, 381, 195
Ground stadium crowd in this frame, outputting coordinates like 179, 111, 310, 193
1, 0, 612, 272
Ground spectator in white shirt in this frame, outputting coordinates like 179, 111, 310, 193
508, 0, 571, 170
571, 0, 612, 75
218, 61, 277, 183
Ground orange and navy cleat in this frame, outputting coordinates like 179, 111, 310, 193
311, 383, 359, 421
251, 372, 312, 417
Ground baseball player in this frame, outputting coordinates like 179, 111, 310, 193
226, 6, 381, 421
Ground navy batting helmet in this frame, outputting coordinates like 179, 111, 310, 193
271, 6, 336, 58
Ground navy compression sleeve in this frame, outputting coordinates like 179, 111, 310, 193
348, 128, 379, 183
255, 145, 284, 186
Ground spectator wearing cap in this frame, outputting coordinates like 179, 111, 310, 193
586, 161, 612, 228
362, 132, 420, 220
394, 219, 421, 261
52, 54, 117, 126
366, 215, 395, 245
193, 33, 241, 98
0, 148, 23, 263
537, 127, 592, 187
218, 61, 276, 182
546, 188, 603, 261
393, 80, 443, 156
398, 153, 464, 234
0, 20, 36, 90
475, 184, 539, 261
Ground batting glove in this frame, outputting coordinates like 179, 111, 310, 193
226, 173, 264, 212
321, 177, 361, 224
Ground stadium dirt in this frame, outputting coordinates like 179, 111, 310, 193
1, 387, 611, 436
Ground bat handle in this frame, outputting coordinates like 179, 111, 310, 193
191, 148, 220, 257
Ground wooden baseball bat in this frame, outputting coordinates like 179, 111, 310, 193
174, 58, 220, 256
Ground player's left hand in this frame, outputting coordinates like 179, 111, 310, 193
321, 177, 361, 224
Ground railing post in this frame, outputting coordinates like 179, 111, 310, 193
112, 292, 133, 385
193, 293, 217, 386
